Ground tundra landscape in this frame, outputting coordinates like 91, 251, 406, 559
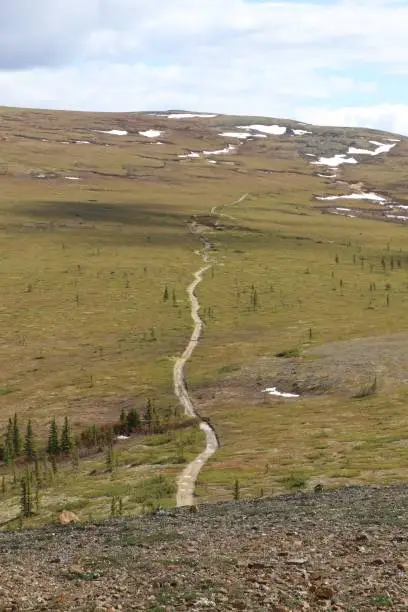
2, 106, 408, 609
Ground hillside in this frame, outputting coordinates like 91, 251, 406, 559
1, 106, 408, 528
1, 485, 408, 610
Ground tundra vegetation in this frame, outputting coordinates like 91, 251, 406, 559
1, 106, 408, 526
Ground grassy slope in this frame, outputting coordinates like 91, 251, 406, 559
1, 106, 408, 522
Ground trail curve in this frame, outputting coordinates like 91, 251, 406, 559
175, 246, 218, 506
175, 193, 249, 507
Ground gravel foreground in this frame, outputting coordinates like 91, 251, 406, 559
1, 485, 408, 611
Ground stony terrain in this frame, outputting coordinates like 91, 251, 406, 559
1, 485, 408, 611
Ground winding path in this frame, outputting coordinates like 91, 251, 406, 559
174, 243, 218, 506
175, 194, 249, 507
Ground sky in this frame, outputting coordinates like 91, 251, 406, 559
2, 0, 408, 134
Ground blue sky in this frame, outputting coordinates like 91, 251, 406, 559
1, 0, 408, 133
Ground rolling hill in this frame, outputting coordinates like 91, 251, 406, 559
1, 105, 408, 528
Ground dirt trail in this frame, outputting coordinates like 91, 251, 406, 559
175, 243, 218, 506
175, 194, 248, 507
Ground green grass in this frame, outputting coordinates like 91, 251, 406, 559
1, 105, 408, 520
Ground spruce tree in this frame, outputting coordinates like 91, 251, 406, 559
13, 413, 21, 456
119, 408, 127, 434
4, 418, 14, 464
60, 416, 72, 454
23, 419, 36, 462
233, 478, 240, 501
126, 408, 141, 433
20, 472, 33, 517
47, 417, 60, 456
163, 286, 169, 302
143, 399, 153, 432
106, 444, 115, 472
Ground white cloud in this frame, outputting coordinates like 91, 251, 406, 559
299, 104, 408, 135
0, 1, 407, 133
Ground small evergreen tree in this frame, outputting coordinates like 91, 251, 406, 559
20, 472, 33, 517
233, 478, 240, 501
71, 441, 80, 469
60, 416, 73, 454
47, 417, 60, 456
13, 413, 21, 456
119, 408, 127, 434
106, 444, 115, 472
126, 408, 141, 433
163, 286, 169, 302
23, 419, 36, 462
4, 417, 15, 464
1, 476, 6, 495
143, 399, 153, 432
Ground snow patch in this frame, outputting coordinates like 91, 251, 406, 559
237, 124, 287, 135
219, 131, 251, 139
203, 144, 236, 155
348, 141, 396, 156
98, 130, 128, 136
387, 214, 408, 221
139, 130, 163, 138
207, 160, 217, 164
116, 435, 130, 440
317, 173, 337, 178
293, 129, 312, 136
312, 155, 358, 168
316, 192, 387, 202
178, 152, 201, 159
75, 140, 91, 144
262, 387, 300, 398
336, 207, 351, 212
64, 176, 80, 181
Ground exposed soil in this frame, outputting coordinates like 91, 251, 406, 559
194, 333, 408, 403
1, 485, 408, 610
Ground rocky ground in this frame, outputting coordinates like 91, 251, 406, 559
1, 485, 408, 610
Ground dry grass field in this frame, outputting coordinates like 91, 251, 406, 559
1, 105, 408, 525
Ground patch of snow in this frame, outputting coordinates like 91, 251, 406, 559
312, 155, 358, 168
219, 131, 251, 139
75, 140, 91, 144
348, 141, 396, 156
237, 124, 287, 135
336, 207, 351, 212
203, 144, 236, 155
41, 138, 48, 142
178, 152, 201, 159
167, 113, 217, 119
207, 160, 217, 164
317, 173, 337, 178
293, 129, 312, 136
262, 387, 300, 398
116, 435, 130, 440
139, 130, 163, 138
64, 176, 80, 181
397, 205, 408, 210
35, 174, 47, 178
316, 192, 387, 202
305, 153, 316, 157
98, 130, 128, 136
387, 214, 408, 221
387, 138, 401, 142
61, 141, 70, 144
